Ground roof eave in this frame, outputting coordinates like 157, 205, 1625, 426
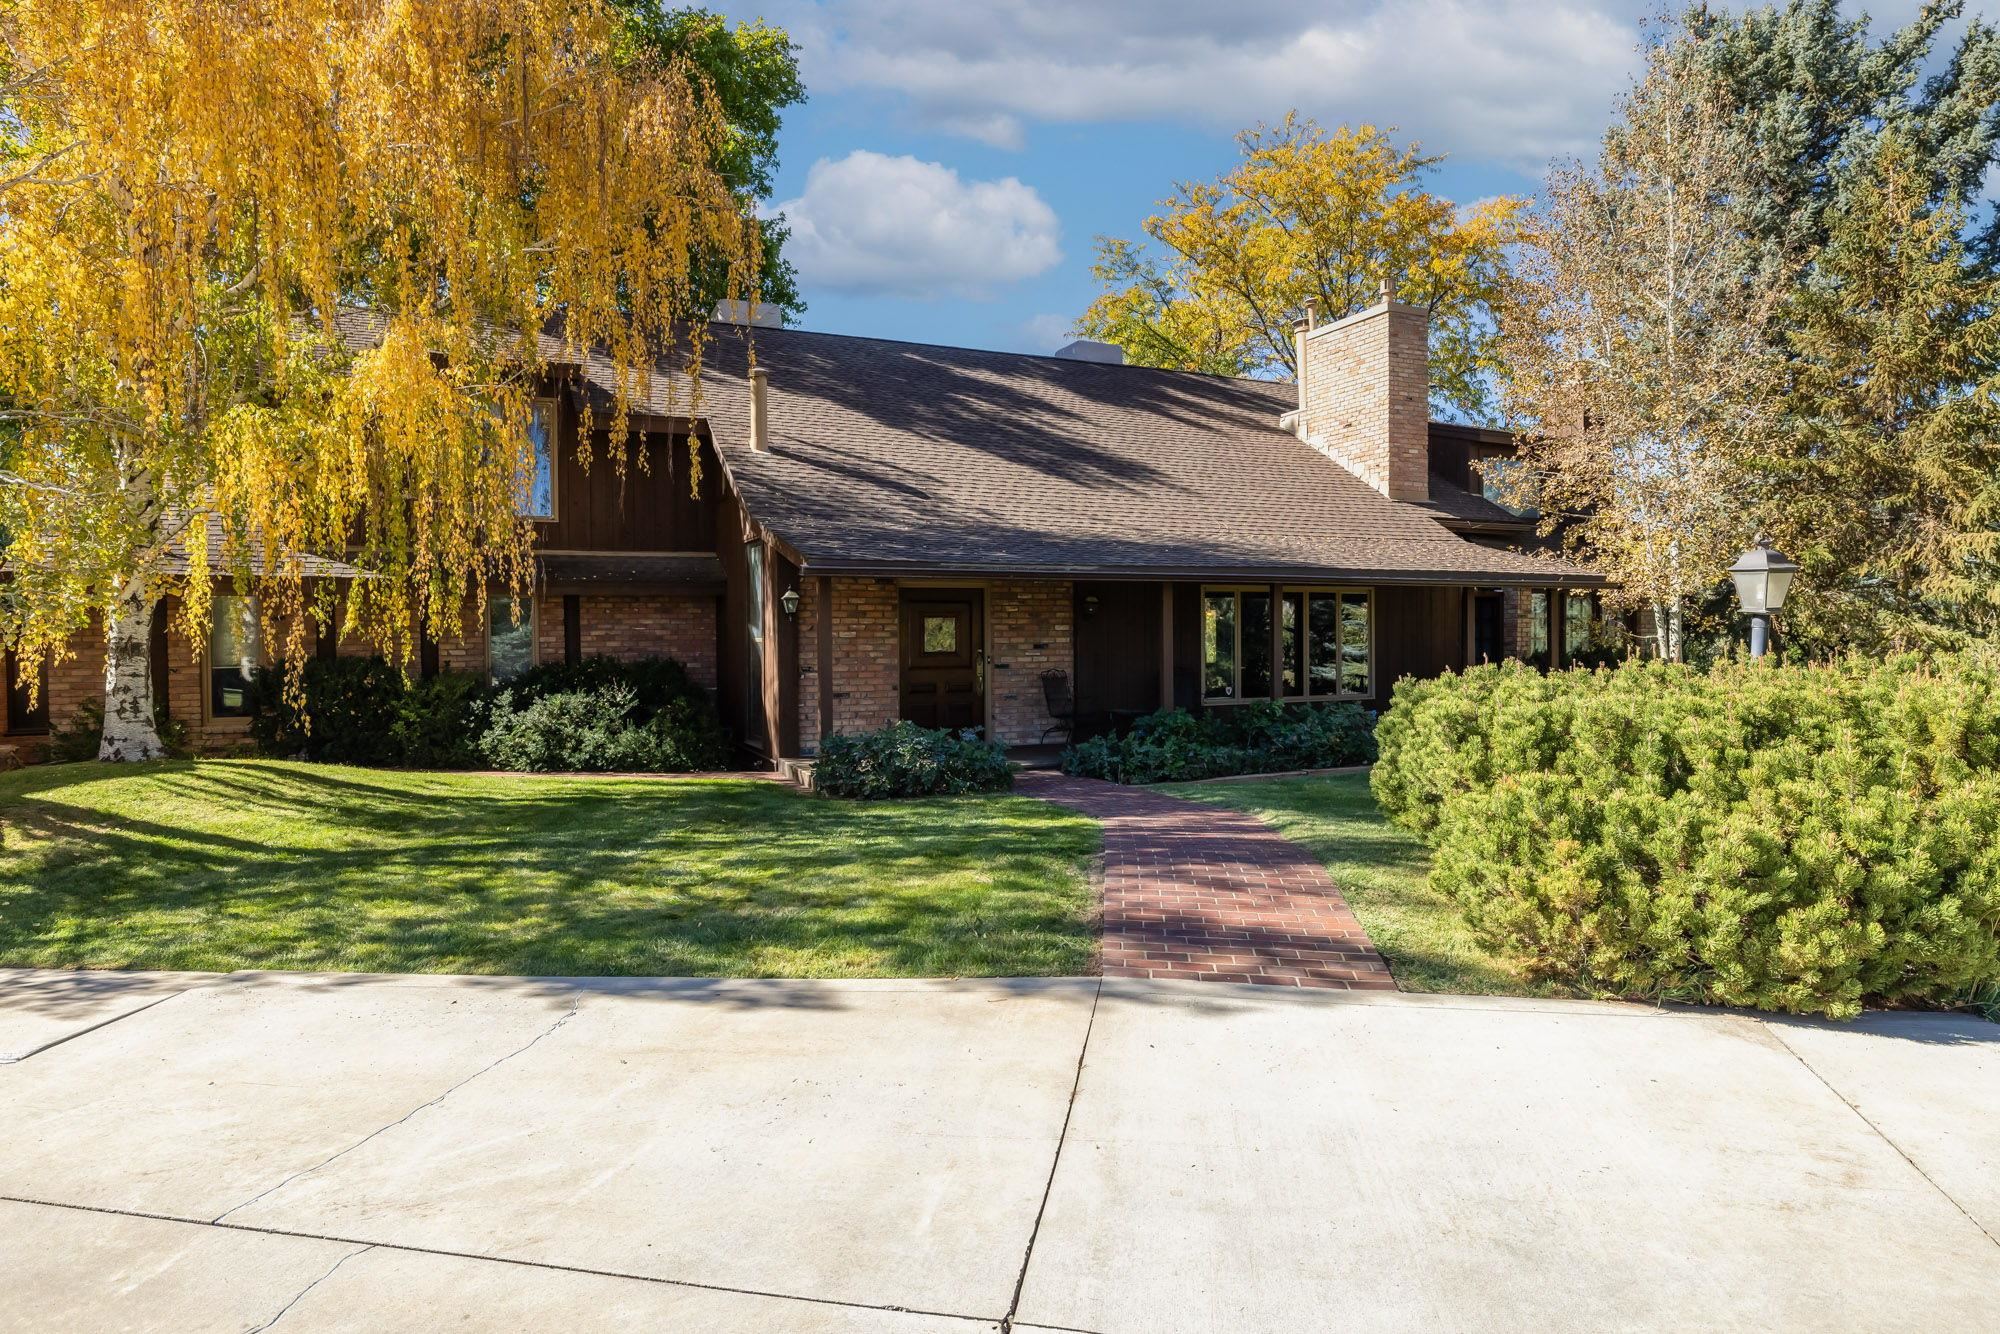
792, 557, 1607, 588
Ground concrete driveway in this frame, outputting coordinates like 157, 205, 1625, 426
2, 969, 1997, 1332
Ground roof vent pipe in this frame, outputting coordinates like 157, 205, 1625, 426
748, 366, 769, 453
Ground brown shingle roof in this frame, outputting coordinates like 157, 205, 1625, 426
328, 308, 1597, 586
688, 326, 1597, 586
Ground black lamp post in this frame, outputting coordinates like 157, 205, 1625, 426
1728, 536, 1799, 660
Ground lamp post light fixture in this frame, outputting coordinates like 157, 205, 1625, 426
780, 585, 801, 618
1728, 535, 1800, 660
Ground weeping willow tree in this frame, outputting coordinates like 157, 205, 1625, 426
0, 0, 759, 759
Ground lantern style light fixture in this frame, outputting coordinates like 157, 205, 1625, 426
780, 585, 801, 618
1728, 536, 1800, 660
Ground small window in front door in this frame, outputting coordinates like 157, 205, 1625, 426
922, 616, 957, 654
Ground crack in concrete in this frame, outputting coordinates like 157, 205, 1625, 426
249, 1242, 372, 1332
1000, 979, 1101, 1334
1766, 1020, 2000, 1254
0, 978, 224, 1066
213, 993, 582, 1225
1, 1193, 996, 1328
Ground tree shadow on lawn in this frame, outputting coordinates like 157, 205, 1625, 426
0, 761, 1099, 980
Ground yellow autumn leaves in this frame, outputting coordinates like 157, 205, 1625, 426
1078, 115, 1523, 417
0, 0, 758, 719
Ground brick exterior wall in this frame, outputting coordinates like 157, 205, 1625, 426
988, 579, 1073, 746
824, 578, 900, 737
429, 592, 716, 687
1296, 297, 1430, 503
576, 594, 716, 688
795, 578, 822, 752
792, 577, 1071, 753
7, 585, 717, 761
45, 634, 104, 741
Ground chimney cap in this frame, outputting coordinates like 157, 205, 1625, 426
1052, 338, 1125, 365
1379, 274, 1397, 305
714, 299, 783, 329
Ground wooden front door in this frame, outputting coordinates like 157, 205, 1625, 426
900, 591, 985, 733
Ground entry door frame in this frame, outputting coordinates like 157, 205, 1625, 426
897, 585, 989, 736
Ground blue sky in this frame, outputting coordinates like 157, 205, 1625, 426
720, 1, 1936, 356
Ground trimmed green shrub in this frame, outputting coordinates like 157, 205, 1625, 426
252, 653, 729, 772
251, 657, 488, 768
1371, 657, 2000, 1017
1061, 700, 1376, 784
477, 682, 729, 772
814, 721, 1013, 799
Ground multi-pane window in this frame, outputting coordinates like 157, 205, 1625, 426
1564, 591, 1596, 659
518, 398, 557, 520
488, 596, 535, 684
210, 595, 262, 718
1203, 588, 1371, 702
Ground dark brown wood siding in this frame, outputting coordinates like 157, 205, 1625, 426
1171, 582, 1203, 711
714, 494, 752, 756
772, 549, 801, 759
1074, 581, 1163, 720
1373, 585, 1467, 707
539, 400, 720, 552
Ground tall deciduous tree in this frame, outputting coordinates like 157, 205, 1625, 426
1498, 59, 1787, 660
1077, 116, 1523, 420
0, 0, 758, 760
611, 3, 808, 319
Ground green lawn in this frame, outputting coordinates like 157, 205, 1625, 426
1174, 772, 1563, 998
0, 760, 1098, 978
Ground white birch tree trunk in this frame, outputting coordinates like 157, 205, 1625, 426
99, 576, 164, 761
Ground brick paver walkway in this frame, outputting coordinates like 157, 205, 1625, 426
1018, 772, 1397, 989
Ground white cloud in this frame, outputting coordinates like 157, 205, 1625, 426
774, 150, 1063, 298
750, 0, 1644, 168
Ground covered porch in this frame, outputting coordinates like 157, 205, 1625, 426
765, 573, 1605, 763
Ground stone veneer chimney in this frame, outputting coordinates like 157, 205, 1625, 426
1287, 277, 1430, 503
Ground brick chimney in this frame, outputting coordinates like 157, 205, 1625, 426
1287, 277, 1430, 502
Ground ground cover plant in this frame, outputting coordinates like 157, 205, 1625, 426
0, 761, 1096, 977
812, 722, 1013, 799
1062, 701, 1376, 784
1372, 656, 2000, 1017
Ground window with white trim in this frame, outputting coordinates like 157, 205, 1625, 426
1202, 587, 1371, 702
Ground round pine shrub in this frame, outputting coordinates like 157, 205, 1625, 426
1371, 656, 2000, 1017
813, 722, 1013, 799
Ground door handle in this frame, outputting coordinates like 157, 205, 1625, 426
974, 650, 986, 694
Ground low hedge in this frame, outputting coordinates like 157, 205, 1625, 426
252, 654, 729, 772
813, 721, 1013, 799
1372, 657, 2000, 1017
1061, 700, 1376, 784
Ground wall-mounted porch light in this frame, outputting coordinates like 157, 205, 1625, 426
780, 585, 801, 618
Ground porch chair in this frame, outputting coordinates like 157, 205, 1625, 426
1040, 668, 1077, 744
